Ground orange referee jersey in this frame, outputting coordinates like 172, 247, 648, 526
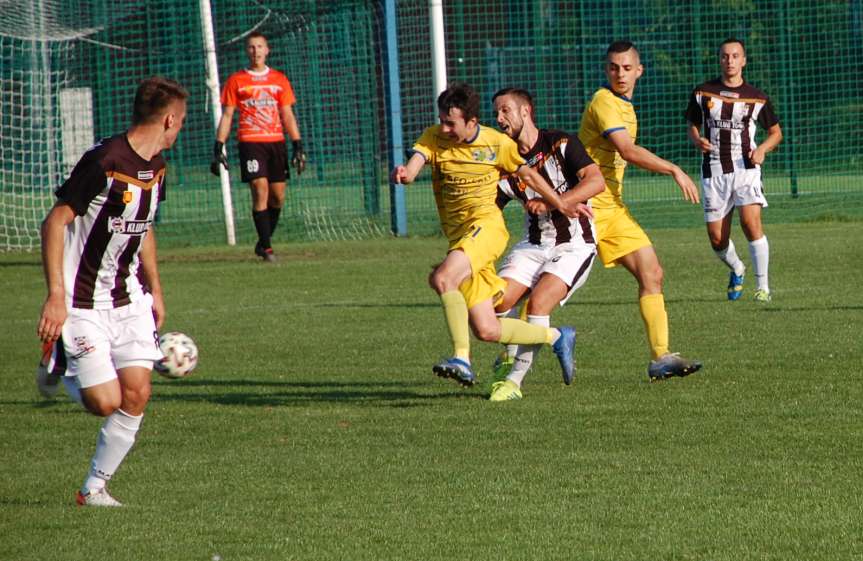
221, 67, 296, 143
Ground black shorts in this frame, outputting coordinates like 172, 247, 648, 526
238, 141, 288, 183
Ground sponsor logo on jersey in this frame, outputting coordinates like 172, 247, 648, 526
526, 152, 544, 167
707, 118, 744, 130
108, 217, 151, 235
720, 90, 740, 98
137, 170, 154, 180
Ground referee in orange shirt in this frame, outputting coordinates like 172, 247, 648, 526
211, 32, 306, 262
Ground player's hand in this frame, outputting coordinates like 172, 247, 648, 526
391, 166, 409, 184
694, 137, 713, 153
291, 140, 307, 175
210, 141, 228, 177
37, 295, 67, 344
672, 167, 700, 204
749, 147, 766, 166
151, 293, 166, 330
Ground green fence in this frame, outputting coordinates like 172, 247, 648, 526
1, 0, 861, 251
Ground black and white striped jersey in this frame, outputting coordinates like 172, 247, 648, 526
55, 133, 167, 310
497, 129, 596, 247
685, 78, 779, 178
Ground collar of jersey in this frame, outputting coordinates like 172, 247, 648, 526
245, 66, 270, 77
463, 125, 481, 144
602, 84, 632, 103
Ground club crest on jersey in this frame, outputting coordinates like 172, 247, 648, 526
108, 217, 150, 235
122, 191, 133, 204
472, 148, 496, 162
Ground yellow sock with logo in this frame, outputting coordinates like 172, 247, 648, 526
440, 291, 470, 360
499, 318, 551, 345
639, 293, 669, 360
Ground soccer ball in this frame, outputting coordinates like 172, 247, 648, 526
154, 332, 198, 379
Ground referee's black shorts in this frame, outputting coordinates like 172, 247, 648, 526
238, 141, 288, 183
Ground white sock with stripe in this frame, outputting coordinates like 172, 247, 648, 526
83, 409, 143, 494
507, 315, 549, 387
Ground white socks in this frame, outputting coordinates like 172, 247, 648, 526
507, 315, 549, 387
83, 409, 143, 493
748, 236, 770, 291
715, 239, 746, 277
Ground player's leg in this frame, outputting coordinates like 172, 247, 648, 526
492, 279, 530, 381
75, 298, 161, 506
249, 177, 275, 261
493, 241, 543, 381
704, 175, 746, 300
617, 246, 701, 381
739, 203, 770, 301
266, 142, 289, 242
267, 181, 286, 238
428, 249, 474, 382
707, 212, 746, 300
732, 169, 770, 300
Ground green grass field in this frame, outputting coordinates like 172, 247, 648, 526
1, 221, 862, 560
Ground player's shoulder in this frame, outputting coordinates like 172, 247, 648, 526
79, 134, 123, 167
478, 125, 510, 143
738, 81, 771, 101
693, 77, 723, 94
267, 68, 291, 82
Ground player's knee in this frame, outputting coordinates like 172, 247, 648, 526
708, 233, 726, 249
472, 322, 500, 342
429, 269, 456, 294
641, 263, 664, 291
526, 294, 556, 315
84, 395, 121, 417
122, 385, 151, 412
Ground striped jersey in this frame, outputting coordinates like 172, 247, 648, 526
412, 124, 524, 243
685, 78, 779, 178
497, 129, 596, 247
55, 134, 166, 310
578, 87, 637, 210
221, 67, 296, 142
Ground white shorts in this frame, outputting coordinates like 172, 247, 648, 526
61, 293, 162, 388
701, 168, 768, 223
497, 240, 597, 306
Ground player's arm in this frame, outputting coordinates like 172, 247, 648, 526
139, 227, 165, 330
37, 203, 76, 343
515, 165, 591, 219
687, 123, 713, 153
210, 105, 235, 176
749, 123, 782, 165
526, 163, 604, 215
607, 129, 700, 204
280, 104, 306, 175
391, 151, 427, 185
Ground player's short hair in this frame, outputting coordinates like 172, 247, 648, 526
492, 87, 535, 117
606, 40, 639, 60
246, 31, 268, 44
132, 76, 189, 125
437, 83, 480, 122
719, 37, 746, 55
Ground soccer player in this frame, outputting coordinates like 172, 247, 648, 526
578, 41, 703, 381
211, 32, 306, 262
488, 88, 606, 401
685, 38, 783, 302
36, 76, 188, 507
391, 83, 592, 387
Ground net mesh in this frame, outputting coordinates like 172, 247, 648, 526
1, 0, 861, 251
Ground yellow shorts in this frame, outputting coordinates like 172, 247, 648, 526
449, 218, 509, 308
594, 206, 652, 268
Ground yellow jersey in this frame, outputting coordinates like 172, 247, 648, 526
412, 124, 524, 242
578, 87, 637, 210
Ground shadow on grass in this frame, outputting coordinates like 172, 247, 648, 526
151, 378, 486, 407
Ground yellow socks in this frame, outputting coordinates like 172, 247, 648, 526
499, 318, 550, 345
440, 291, 470, 360
639, 293, 669, 359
